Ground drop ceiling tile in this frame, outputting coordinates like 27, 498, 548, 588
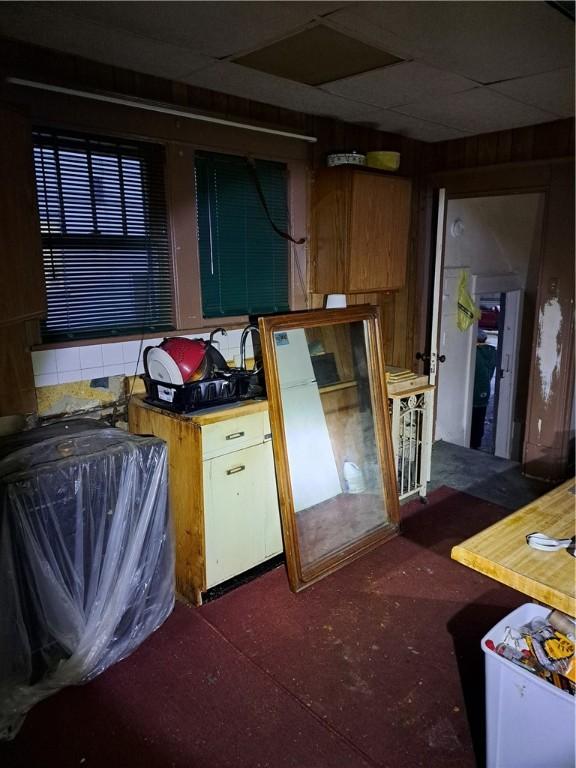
320, 11, 421, 62
182, 61, 390, 123
322, 60, 478, 108
329, 1, 575, 83
488, 68, 575, 118
0, 3, 212, 79
47, 1, 350, 59
184, 60, 469, 142
355, 109, 471, 142
393, 87, 560, 134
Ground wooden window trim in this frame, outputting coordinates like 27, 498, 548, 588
23, 99, 309, 349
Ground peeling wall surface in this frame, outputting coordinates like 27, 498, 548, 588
523, 162, 574, 482
36, 376, 125, 419
536, 298, 563, 407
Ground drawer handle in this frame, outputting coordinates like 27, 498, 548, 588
226, 465, 246, 475
264, 433, 272, 441
226, 431, 245, 440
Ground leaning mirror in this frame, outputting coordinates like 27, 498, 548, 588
259, 306, 400, 592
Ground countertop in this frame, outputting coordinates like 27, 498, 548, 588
130, 394, 269, 425
451, 478, 576, 616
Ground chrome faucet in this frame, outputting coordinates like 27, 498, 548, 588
240, 325, 261, 373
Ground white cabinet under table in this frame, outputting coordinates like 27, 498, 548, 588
128, 396, 283, 605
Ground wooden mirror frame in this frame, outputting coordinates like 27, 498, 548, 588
259, 305, 400, 592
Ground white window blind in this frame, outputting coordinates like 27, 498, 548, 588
33, 129, 173, 341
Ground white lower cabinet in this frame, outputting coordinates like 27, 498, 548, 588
204, 440, 282, 588
128, 397, 283, 605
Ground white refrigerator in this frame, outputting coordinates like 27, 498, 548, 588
274, 329, 342, 512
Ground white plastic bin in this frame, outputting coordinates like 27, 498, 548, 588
482, 603, 575, 768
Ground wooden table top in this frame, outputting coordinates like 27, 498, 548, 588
451, 478, 576, 617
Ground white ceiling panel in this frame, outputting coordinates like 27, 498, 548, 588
358, 109, 472, 142
0, 3, 212, 79
0, 1, 572, 144
488, 68, 575, 118
51, 1, 351, 59
393, 87, 561, 134
182, 61, 390, 123
321, 60, 478, 109
320, 11, 425, 62
328, 1, 575, 83
184, 61, 472, 141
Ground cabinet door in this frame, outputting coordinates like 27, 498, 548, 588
349, 174, 411, 292
203, 442, 281, 589
310, 167, 351, 293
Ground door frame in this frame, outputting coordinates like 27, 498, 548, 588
493, 288, 523, 459
418, 167, 555, 465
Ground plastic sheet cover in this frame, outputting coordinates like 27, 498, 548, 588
0, 424, 174, 739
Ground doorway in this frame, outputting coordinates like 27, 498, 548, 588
431, 192, 545, 461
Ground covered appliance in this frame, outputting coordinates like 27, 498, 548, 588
0, 420, 174, 739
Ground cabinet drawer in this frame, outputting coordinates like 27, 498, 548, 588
202, 411, 267, 459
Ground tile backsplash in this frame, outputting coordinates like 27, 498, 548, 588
32, 329, 254, 388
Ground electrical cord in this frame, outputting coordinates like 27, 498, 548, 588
246, 156, 305, 245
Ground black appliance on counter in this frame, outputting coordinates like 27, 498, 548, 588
0, 420, 174, 739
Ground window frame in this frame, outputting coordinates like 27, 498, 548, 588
194, 149, 292, 320
26, 112, 308, 350
164, 143, 307, 336
32, 127, 175, 343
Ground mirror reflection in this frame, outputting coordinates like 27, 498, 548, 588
274, 320, 388, 570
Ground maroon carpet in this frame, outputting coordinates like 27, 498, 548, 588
1, 487, 524, 768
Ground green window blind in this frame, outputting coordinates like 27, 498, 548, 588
195, 151, 290, 318
33, 129, 174, 342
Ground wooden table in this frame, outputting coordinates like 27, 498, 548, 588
451, 478, 576, 616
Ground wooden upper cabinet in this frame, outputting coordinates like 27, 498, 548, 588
0, 107, 46, 327
310, 167, 412, 294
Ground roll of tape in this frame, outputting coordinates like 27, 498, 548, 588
526, 531, 574, 552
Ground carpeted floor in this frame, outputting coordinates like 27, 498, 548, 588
1, 487, 525, 768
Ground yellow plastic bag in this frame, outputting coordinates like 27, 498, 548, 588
457, 270, 481, 331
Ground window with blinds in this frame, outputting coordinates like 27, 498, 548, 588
195, 151, 290, 318
33, 129, 173, 342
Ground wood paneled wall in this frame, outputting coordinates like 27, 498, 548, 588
0, 38, 309, 132
0, 106, 46, 416
0, 323, 37, 415
421, 118, 574, 173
